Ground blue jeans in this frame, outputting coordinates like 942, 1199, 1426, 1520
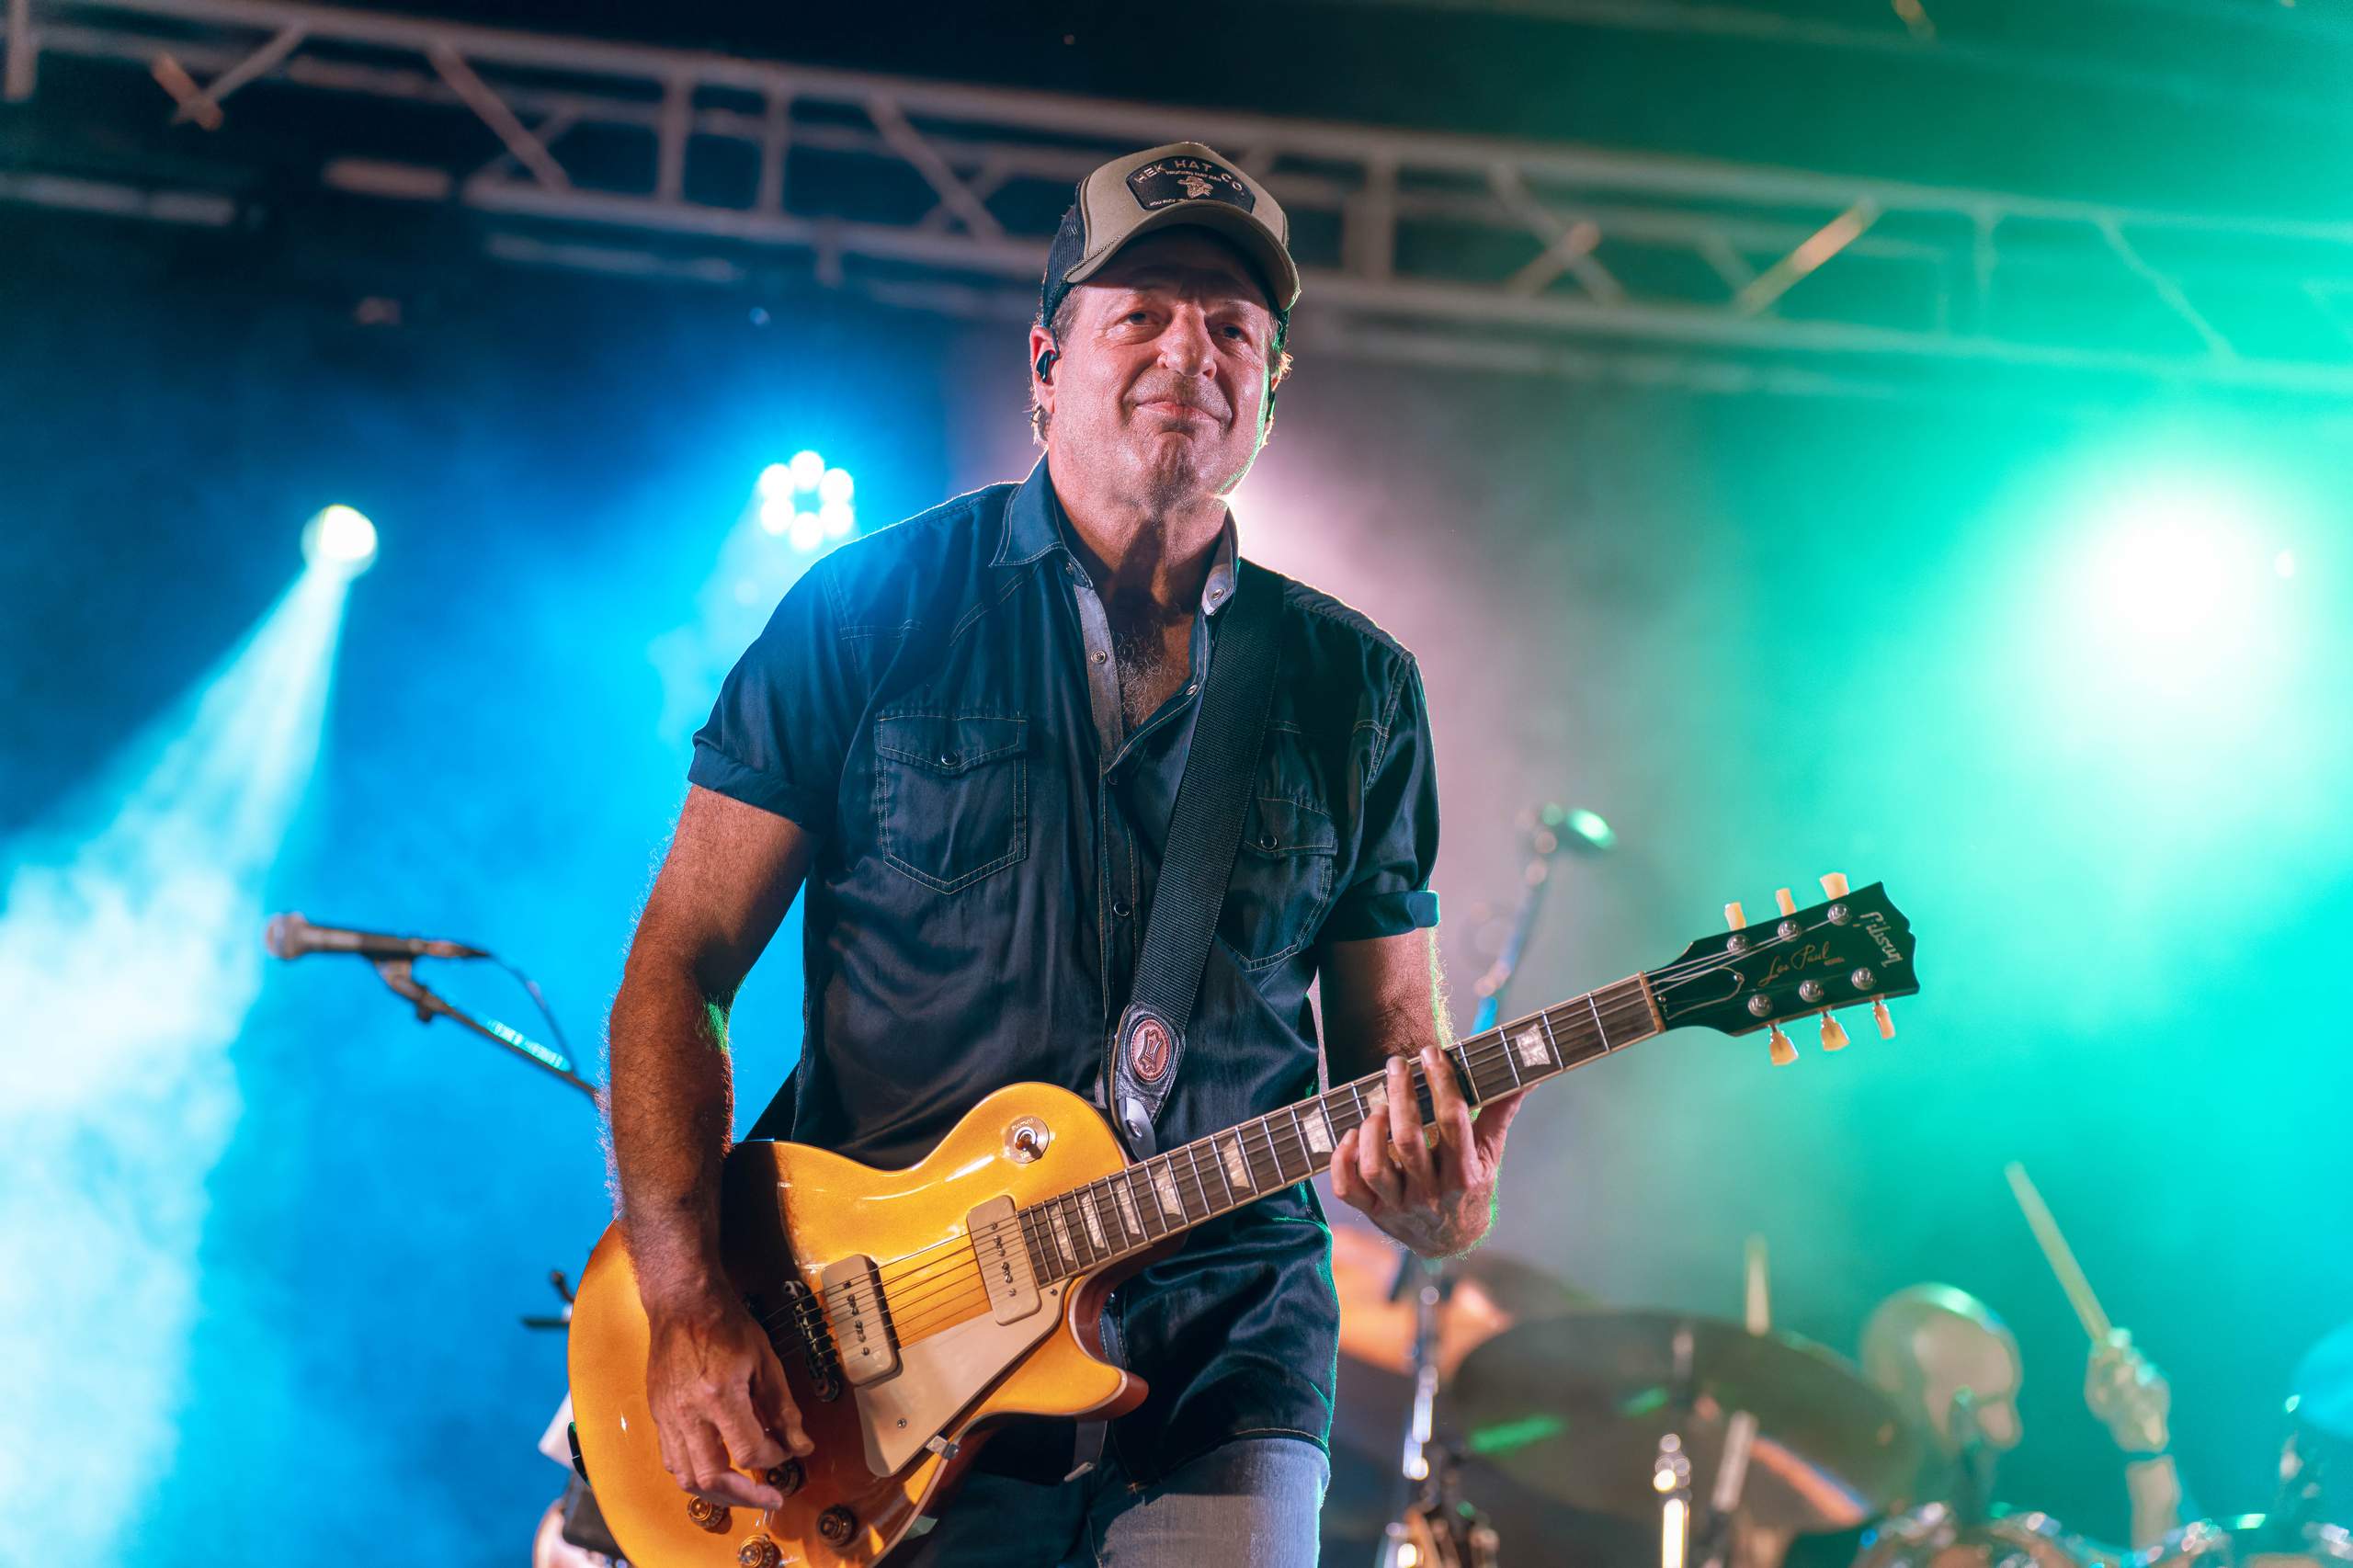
892, 1436, 1330, 1567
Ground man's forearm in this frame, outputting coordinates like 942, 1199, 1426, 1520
608, 959, 739, 1312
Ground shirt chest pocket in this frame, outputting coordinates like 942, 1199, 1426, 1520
872, 710, 1029, 893
1217, 793, 1340, 970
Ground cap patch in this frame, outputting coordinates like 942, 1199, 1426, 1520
1126, 155, 1256, 215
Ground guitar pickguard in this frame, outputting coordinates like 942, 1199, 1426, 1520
853, 1278, 1067, 1476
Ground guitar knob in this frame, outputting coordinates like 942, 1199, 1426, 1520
1819, 1012, 1849, 1051
817, 1506, 858, 1547
686, 1496, 732, 1534
1872, 999, 1895, 1040
766, 1459, 806, 1496
1775, 888, 1797, 916
1723, 901, 1746, 931
1768, 1023, 1796, 1066
737, 1537, 781, 1568
1819, 872, 1849, 899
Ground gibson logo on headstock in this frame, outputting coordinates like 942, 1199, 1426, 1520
1760, 942, 1842, 988
1860, 911, 1904, 967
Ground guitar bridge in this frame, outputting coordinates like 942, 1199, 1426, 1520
758, 1278, 845, 1403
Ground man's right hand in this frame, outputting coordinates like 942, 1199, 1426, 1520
644, 1288, 813, 1511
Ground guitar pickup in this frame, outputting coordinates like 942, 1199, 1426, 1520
817, 1256, 900, 1387
968, 1196, 1041, 1324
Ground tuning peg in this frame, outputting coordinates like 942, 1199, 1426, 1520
1819, 1011, 1849, 1051
1820, 872, 1849, 899
1724, 901, 1746, 930
1871, 999, 1895, 1040
1775, 888, 1797, 916
1768, 1023, 1797, 1065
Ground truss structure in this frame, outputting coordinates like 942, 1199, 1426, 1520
8, 0, 2353, 397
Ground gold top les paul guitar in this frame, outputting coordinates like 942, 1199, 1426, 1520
568, 875, 1921, 1567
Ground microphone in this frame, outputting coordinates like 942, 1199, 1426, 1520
263, 911, 489, 962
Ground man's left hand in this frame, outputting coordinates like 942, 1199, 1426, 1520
1330, 1044, 1523, 1256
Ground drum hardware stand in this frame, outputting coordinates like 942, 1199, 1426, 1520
1379, 1254, 1456, 1568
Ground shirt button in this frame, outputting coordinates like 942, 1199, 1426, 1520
1112, 898, 1132, 919
939, 752, 959, 767
1258, 833, 1278, 850
1185, 682, 1199, 696
1091, 650, 1108, 665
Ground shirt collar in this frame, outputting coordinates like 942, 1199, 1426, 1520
997, 456, 1242, 619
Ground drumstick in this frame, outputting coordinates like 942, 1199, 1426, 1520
2004, 1161, 2113, 1343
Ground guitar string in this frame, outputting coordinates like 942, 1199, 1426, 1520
804, 913, 1885, 1327
814, 982, 1688, 1335
818, 979, 1684, 1327
808, 988, 1657, 1331
847, 990, 1671, 1339
819, 976, 1668, 1308
817, 911, 1861, 1310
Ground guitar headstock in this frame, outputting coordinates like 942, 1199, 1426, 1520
1644, 874, 1919, 1063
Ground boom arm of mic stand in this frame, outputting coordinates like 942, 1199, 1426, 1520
369, 957, 601, 1104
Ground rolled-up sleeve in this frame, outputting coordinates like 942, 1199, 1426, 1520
1322, 654, 1441, 942
688, 562, 858, 835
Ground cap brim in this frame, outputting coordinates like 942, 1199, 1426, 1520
1062, 201, 1301, 314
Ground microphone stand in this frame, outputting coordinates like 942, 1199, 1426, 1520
1470, 803, 1611, 1033
369, 956, 601, 1103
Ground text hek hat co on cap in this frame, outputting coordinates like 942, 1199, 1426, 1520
1040, 142, 1302, 327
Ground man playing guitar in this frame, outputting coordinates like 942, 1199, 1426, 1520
605, 141, 1523, 1564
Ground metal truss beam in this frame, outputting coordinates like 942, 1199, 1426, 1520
13, 0, 2353, 398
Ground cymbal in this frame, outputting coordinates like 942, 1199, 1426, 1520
2292, 1321, 2353, 1444
1330, 1223, 1594, 1381
1449, 1309, 1923, 1533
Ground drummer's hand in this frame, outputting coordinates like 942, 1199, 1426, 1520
1331, 1045, 1524, 1257
2086, 1327, 2171, 1455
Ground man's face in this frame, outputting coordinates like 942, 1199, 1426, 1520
1032, 229, 1283, 508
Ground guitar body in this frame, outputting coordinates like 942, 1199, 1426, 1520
568, 1084, 1148, 1567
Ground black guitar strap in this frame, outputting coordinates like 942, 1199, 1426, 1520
1105, 559, 1283, 1159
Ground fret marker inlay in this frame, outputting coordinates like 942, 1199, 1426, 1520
1112, 1180, 1142, 1237
1220, 1135, 1252, 1192
1513, 1026, 1549, 1068
1302, 1108, 1333, 1155
1154, 1165, 1183, 1220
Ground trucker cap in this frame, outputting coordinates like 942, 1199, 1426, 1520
1040, 142, 1300, 329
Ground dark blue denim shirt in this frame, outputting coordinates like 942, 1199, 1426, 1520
688, 458, 1441, 1481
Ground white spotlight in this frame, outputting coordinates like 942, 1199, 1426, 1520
788, 512, 824, 552
757, 498, 793, 536
300, 506, 378, 577
818, 467, 855, 506
820, 500, 856, 539
756, 463, 796, 501
789, 449, 825, 491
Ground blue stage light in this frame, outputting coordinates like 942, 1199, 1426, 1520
789, 449, 825, 490
0, 568, 352, 1562
300, 505, 378, 576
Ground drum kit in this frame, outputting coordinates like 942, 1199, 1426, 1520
1329, 1226, 2353, 1568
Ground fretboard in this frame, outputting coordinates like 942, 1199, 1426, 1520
1014, 974, 1662, 1285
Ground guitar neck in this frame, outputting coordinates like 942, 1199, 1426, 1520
1014, 974, 1663, 1284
